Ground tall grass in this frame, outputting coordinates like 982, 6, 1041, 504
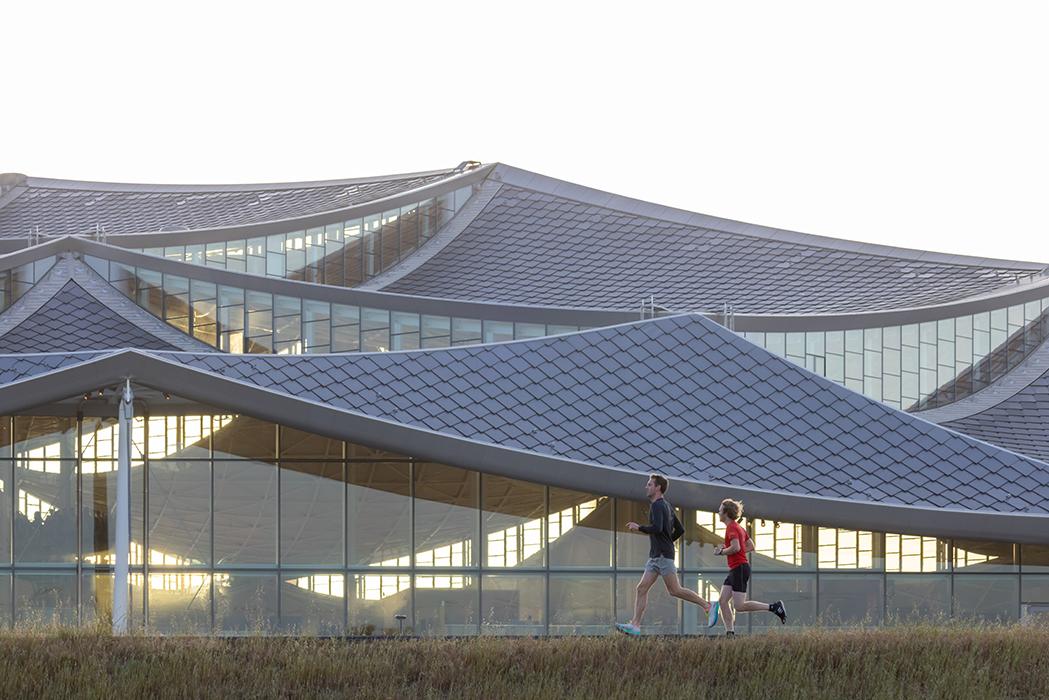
0, 625, 1046, 699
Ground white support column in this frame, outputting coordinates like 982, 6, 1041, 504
113, 379, 133, 635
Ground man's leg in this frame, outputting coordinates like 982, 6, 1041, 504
719, 585, 735, 633
733, 591, 771, 613
733, 592, 787, 622
662, 572, 710, 612
630, 570, 659, 627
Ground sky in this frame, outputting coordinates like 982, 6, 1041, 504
2, 1, 1047, 262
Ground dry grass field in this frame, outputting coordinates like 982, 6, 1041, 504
1, 625, 1047, 699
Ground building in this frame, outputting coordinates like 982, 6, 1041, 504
0, 162, 1045, 635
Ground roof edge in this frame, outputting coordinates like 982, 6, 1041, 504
17, 165, 460, 193
493, 163, 1048, 272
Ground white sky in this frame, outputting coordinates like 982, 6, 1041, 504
2, 1, 1047, 262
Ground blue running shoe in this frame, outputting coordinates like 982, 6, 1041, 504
615, 622, 641, 636
707, 601, 720, 629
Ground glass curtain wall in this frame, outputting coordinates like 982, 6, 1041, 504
134, 186, 476, 287
0, 407, 1042, 633
743, 296, 1049, 410
89, 255, 582, 354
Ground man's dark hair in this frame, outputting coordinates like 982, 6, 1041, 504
649, 473, 669, 494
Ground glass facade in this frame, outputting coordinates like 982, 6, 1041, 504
87, 254, 583, 354
0, 408, 1042, 634
744, 296, 1049, 410
133, 186, 476, 287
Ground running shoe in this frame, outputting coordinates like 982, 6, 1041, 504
615, 622, 641, 636
770, 600, 787, 624
706, 601, 720, 629
724, 630, 735, 637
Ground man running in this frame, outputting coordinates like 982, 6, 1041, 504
712, 498, 786, 635
616, 474, 720, 636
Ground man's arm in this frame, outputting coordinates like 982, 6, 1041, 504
745, 538, 755, 553
715, 536, 742, 556
637, 501, 666, 535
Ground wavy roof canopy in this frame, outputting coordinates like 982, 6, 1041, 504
380, 166, 1046, 314
0, 168, 457, 238
3, 314, 1046, 542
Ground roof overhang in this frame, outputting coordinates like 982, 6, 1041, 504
3, 349, 1046, 544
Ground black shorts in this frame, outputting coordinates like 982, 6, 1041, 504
724, 563, 751, 593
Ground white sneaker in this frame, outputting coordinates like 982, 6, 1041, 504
707, 601, 720, 629
615, 622, 641, 636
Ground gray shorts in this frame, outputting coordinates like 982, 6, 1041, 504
644, 556, 676, 576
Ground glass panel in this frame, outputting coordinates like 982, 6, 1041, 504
0, 573, 10, 629
331, 303, 361, 352
514, 323, 547, 340
421, 315, 451, 348
483, 321, 514, 344
280, 426, 342, 460
82, 572, 144, 629
214, 460, 277, 565
818, 574, 884, 626
817, 528, 883, 570
81, 456, 143, 565
13, 416, 76, 459
280, 462, 343, 566
749, 519, 816, 571
148, 461, 210, 566
886, 574, 950, 622
146, 415, 211, 460
549, 574, 614, 635
391, 312, 420, 351
215, 573, 278, 634
1022, 544, 1049, 573
0, 460, 10, 564
548, 487, 612, 568
414, 574, 477, 636
451, 318, 482, 346
953, 575, 1019, 622
953, 540, 1017, 572
751, 573, 817, 629
482, 475, 545, 568
15, 459, 76, 563
212, 416, 275, 462
414, 463, 477, 568
349, 572, 410, 636
1022, 575, 1049, 605
348, 462, 411, 567
14, 573, 77, 627
481, 574, 545, 635
885, 534, 950, 572
616, 573, 679, 635
361, 307, 390, 352
281, 573, 344, 635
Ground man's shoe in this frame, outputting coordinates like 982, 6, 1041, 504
615, 622, 641, 636
725, 630, 735, 637
770, 600, 787, 624
706, 601, 720, 629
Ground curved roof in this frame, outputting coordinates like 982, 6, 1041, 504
2, 314, 1046, 542
0, 252, 216, 353
0, 167, 458, 238
380, 165, 1047, 314
0, 280, 179, 352
924, 334, 1049, 462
